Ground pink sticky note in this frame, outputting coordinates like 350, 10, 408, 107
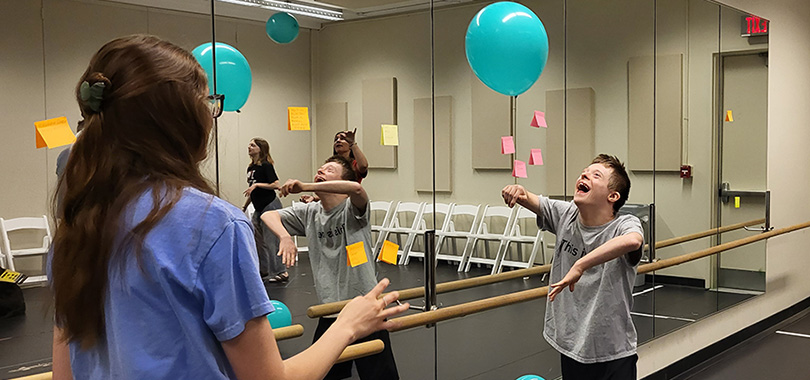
501, 136, 515, 154
529, 149, 544, 165
512, 160, 527, 178
530, 111, 547, 128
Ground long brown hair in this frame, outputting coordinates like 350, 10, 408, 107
51, 35, 215, 349
250, 137, 274, 165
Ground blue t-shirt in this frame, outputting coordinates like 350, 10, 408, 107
55, 188, 274, 379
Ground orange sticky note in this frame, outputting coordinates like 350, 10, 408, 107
501, 136, 515, 154
346, 241, 368, 267
530, 111, 547, 128
35, 117, 76, 149
529, 149, 544, 165
379, 240, 399, 265
725, 110, 733, 122
512, 160, 527, 178
287, 107, 311, 131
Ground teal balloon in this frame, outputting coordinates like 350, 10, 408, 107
192, 42, 252, 111
516, 376, 545, 380
266, 12, 300, 44
465, 2, 549, 96
266, 300, 292, 329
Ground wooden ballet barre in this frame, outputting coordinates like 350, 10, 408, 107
386, 220, 810, 332
307, 264, 552, 318
652, 218, 765, 250
335, 339, 385, 363
307, 217, 765, 319
9, 339, 385, 380
274, 324, 305, 341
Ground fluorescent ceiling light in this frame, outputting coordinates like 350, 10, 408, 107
218, 0, 343, 21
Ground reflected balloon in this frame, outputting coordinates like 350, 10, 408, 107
516, 376, 545, 380
266, 12, 300, 44
465, 2, 549, 96
266, 300, 292, 328
192, 42, 252, 111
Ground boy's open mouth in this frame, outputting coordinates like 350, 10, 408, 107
576, 182, 590, 194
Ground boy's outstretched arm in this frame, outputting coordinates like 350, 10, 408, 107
280, 179, 368, 211
548, 232, 644, 301
260, 211, 299, 267
501, 184, 541, 214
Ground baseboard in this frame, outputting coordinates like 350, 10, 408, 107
642, 295, 810, 380
644, 274, 705, 288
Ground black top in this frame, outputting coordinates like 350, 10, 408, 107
247, 161, 279, 212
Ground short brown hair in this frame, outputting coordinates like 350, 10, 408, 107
325, 155, 358, 182
591, 154, 630, 214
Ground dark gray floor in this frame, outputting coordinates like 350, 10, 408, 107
674, 309, 810, 380
0, 254, 760, 380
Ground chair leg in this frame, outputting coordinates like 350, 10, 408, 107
492, 240, 509, 275
400, 232, 418, 265
458, 237, 476, 272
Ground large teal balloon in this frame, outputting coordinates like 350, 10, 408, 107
266, 300, 292, 329
465, 2, 549, 96
266, 12, 300, 44
516, 375, 545, 380
192, 42, 252, 112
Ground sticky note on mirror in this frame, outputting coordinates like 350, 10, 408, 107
725, 110, 733, 122
381, 124, 399, 146
287, 107, 311, 131
530, 111, 547, 128
735, 196, 740, 208
346, 241, 368, 267
529, 149, 543, 165
379, 240, 399, 265
35, 117, 76, 149
501, 136, 515, 154
512, 160, 527, 178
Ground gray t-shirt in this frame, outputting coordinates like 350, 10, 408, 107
277, 199, 377, 304
538, 197, 644, 364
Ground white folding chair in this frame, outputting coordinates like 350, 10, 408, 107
375, 202, 425, 261
401, 202, 454, 265
1, 216, 51, 282
459, 205, 516, 274
369, 201, 394, 256
433, 204, 481, 269
290, 201, 309, 254
493, 206, 545, 273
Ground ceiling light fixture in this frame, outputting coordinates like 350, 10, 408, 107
218, 0, 343, 21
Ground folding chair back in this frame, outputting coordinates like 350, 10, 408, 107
1, 216, 52, 275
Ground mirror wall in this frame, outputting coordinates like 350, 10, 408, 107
0, 0, 768, 378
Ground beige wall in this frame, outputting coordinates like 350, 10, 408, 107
0, 0, 313, 222
639, 0, 810, 376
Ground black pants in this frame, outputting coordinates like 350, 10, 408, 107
314, 317, 399, 380
561, 353, 637, 380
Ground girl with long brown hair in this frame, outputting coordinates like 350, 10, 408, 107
242, 137, 287, 282
49, 34, 407, 380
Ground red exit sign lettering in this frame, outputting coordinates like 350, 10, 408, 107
741, 15, 769, 37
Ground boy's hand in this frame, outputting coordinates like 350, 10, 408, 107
280, 179, 305, 197
278, 236, 298, 267
501, 185, 529, 208
548, 266, 583, 301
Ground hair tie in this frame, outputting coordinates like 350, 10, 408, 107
80, 80, 106, 113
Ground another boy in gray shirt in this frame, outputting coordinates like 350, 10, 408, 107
501, 154, 644, 380
261, 155, 399, 380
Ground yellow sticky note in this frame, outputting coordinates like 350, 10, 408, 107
735, 196, 740, 208
379, 240, 399, 265
287, 107, 311, 131
346, 241, 368, 267
725, 110, 733, 122
35, 117, 76, 149
381, 124, 399, 146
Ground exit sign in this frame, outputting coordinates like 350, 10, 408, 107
741, 15, 768, 37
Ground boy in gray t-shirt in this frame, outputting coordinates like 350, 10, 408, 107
261, 155, 399, 380
501, 154, 644, 380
